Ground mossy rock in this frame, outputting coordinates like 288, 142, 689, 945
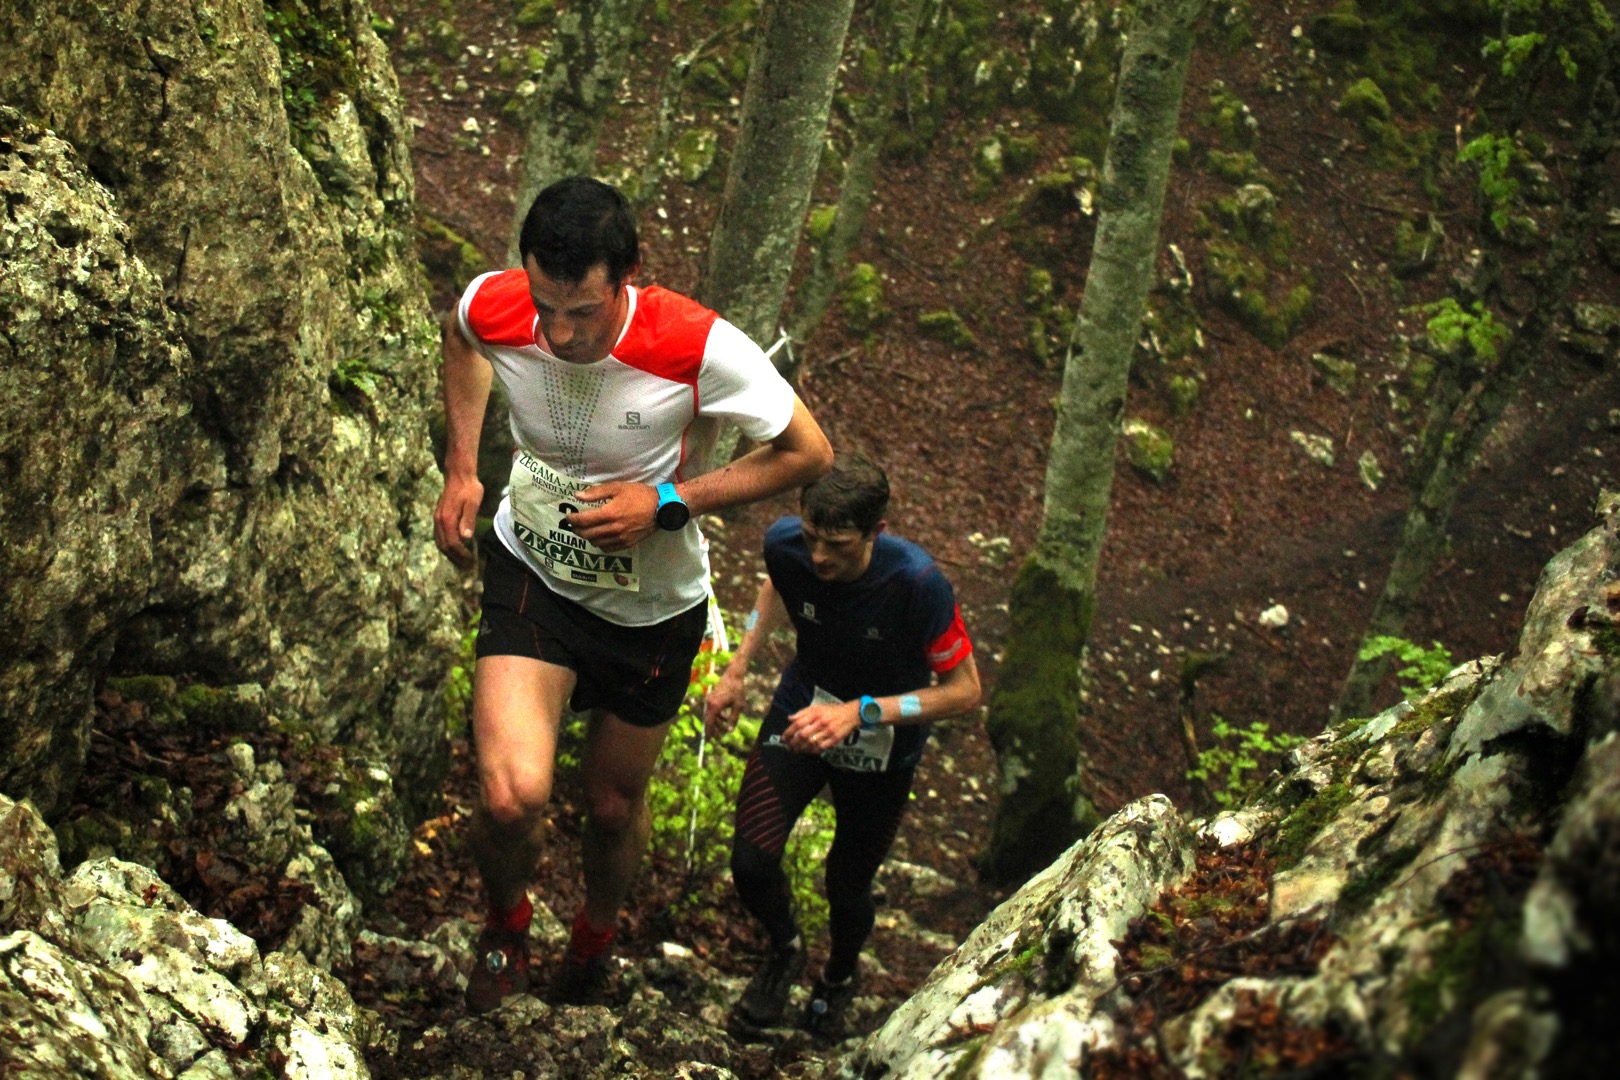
1310, 352, 1358, 395
806, 204, 838, 245
1122, 418, 1174, 483
1391, 215, 1444, 278
917, 310, 977, 349
1307, 8, 1372, 57
418, 215, 489, 299
1206, 149, 1258, 184
1210, 183, 1279, 243
1597, 208, 1620, 270
687, 57, 735, 104
1204, 242, 1312, 348
1338, 77, 1392, 122
1022, 159, 1097, 223
1024, 267, 1056, 310
513, 0, 555, 28
1203, 80, 1257, 149
1167, 373, 1200, 416
671, 127, 718, 184
1004, 134, 1041, 176
840, 263, 887, 334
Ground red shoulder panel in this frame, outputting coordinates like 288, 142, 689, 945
465, 269, 538, 348
612, 286, 717, 385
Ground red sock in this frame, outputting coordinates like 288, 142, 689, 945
568, 909, 617, 961
487, 896, 534, 934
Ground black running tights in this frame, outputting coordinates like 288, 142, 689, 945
730, 742, 915, 983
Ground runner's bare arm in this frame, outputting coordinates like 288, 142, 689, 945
703, 578, 790, 737
433, 312, 494, 569
570, 394, 832, 552
781, 652, 982, 753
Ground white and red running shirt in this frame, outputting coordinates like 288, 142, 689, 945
456, 268, 795, 626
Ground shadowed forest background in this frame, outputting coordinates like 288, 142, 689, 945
396, 0, 1615, 882
3, 0, 1618, 1074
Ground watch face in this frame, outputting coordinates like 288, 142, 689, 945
860, 699, 882, 724
656, 500, 690, 530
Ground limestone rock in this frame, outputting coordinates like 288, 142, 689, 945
844, 796, 1196, 1078
0, 0, 460, 873
0, 793, 385, 1077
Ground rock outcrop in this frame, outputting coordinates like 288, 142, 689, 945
0, 0, 459, 859
0, 792, 390, 1077
845, 492, 1620, 1077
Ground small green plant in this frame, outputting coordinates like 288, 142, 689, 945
1457, 133, 1523, 234
442, 612, 479, 738
1420, 298, 1511, 363
331, 356, 383, 400
1189, 718, 1306, 809
1357, 636, 1454, 700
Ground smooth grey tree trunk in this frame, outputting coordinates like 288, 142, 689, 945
700, 0, 856, 354
506, 0, 645, 266
981, 0, 1206, 886
1333, 32, 1619, 721
784, 0, 932, 360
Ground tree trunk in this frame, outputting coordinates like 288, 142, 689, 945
700, 0, 856, 352
506, 0, 645, 266
784, 0, 932, 360
1333, 31, 1619, 722
980, 0, 1205, 886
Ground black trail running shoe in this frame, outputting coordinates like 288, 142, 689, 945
801, 974, 859, 1038
735, 940, 807, 1027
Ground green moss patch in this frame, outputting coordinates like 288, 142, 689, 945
1269, 782, 1355, 869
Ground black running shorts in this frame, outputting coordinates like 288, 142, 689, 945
476, 537, 707, 727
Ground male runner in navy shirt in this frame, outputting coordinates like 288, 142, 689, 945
704, 455, 981, 1036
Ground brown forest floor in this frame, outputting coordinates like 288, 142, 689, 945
347, 0, 1620, 1061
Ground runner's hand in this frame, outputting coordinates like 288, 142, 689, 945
703, 670, 746, 738
782, 701, 861, 755
567, 481, 658, 552
433, 474, 484, 570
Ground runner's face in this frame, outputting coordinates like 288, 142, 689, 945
524, 259, 628, 364
801, 521, 879, 583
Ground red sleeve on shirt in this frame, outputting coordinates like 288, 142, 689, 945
464, 269, 539, 348
926, 606, 972, 673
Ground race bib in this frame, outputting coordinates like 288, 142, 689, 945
508, 449, 640, 592
812, 686, 894, 773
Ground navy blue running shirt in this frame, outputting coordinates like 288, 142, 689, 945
760, 516, 972, 771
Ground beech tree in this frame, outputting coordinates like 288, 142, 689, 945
1334, 11, 1619, 721
784, 0, 932, 357
700, 0, 857, 357
981, 0, 1206, 885
505, 0, 645, 265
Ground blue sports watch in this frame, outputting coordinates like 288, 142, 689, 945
858, 695, 882, 730
654, 482, 690, 530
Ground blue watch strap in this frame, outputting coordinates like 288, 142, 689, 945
858, 695, 881, 729
656, 482, 681, 507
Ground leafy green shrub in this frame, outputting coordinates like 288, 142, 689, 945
1189, 718, 1306, 809
644, 648, 836, 935
1357, 636, 1454, 700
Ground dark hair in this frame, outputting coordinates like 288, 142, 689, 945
517, 176, 640, 284
801, 454, 890, 535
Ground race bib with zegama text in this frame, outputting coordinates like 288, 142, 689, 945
508, 449, 641, 592
764, 685, 894, 772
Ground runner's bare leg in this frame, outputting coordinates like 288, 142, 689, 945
577, 711, 672, 927
469, 655, 573, 911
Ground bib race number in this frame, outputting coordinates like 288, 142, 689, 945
508, 449, 641, 592
812, 686, 893, 773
